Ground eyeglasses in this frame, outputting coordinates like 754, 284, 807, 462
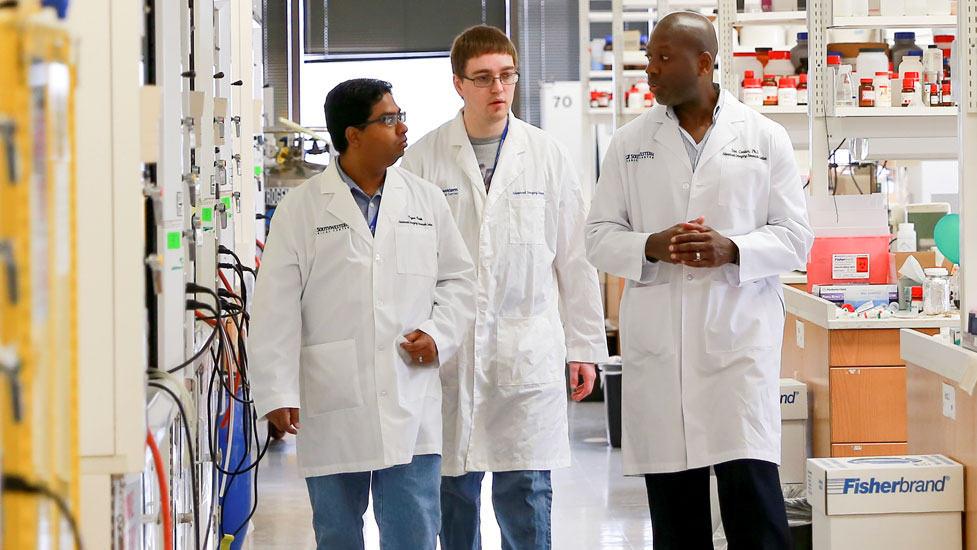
355, 111, 407, 128
461, 72, 520, 88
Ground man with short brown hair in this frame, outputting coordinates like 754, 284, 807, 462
402, 25, 608, 550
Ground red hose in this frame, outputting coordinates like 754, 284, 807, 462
147, 428, 174, 550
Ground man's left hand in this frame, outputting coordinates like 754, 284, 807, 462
569, 362, 597, 402
668, 221, 739, 268
401, 330, 439, 365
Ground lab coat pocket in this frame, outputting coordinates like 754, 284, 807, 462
704, 280, 774, 354
496, 315, 561, 386
718, 155, 768, 211
300, 339, 363, 416
622, 283, 671, 357
508, 199, 546, 245
395, 225, 438, 277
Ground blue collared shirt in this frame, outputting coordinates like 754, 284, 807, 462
336, 160, 383, 235
666, 86, 725, 171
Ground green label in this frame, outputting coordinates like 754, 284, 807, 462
202, 207, 213, 222
222, 197, 232, 218
254, 165, 262, 176
167, 231, 181, 250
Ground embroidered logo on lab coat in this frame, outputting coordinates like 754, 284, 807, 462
316, 223, 349, 235
722, 148, 767, 160
625, 151, 655, 163
443, 187, 460, 196
399, 215, 433, 227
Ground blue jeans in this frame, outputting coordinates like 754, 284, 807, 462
440, 470, 553, 550
305, 454, 441, 550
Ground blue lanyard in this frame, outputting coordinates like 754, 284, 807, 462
484, 118, 510, 191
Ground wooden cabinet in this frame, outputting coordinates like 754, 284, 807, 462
783, 308, 942, 458
831, 443, 909, 457
829, 366, 907, 443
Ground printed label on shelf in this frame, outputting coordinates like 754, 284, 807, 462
832, 254, 870, 279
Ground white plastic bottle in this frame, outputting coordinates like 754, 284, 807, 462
896, 223, 917, 252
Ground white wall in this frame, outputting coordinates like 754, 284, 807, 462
300, 57, 464, 151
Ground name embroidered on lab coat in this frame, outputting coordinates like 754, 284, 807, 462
316, 223, 349, 235
443, 188, 460, 196
398, 215, 433, 227
512, 190, 545, 196
722, 148, 767, 160
625, 151, 655, 163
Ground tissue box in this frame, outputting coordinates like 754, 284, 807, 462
813, 284, 898, 308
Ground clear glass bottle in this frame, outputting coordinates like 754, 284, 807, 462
923, 267, 950, 315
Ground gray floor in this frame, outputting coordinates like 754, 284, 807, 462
250, 401, 654, 549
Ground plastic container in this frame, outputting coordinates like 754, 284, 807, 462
806, 235, 893, 292
602, 36, 614, 70
924, 45, 943, 85
858, 78, 875, 107
934, 35, 954, 77
766, 51, 795, 77
644, 93, 654, 108
895, 223, 917, 252
837, 64, 856, 107
791, 33, 809, 74
891, 32, 920, 73
856, 48, 889, 85
899, 50, 925, 79
778, 77, 798, 106
880, 0, 906, 15
797, 73, 808, 105
763, 74, 780, 105
890, 72, 903, 106
902, 78, 918, 106
734, 52, 765, 98
923, 267, 950, 315
743, 78, 765, 106
874, 72, 891, 107
852, 0, 870, 16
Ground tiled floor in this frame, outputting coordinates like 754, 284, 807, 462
249, 401, 655, 549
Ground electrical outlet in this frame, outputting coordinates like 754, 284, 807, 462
796, 320, 805, 349
942, 382, 956, 420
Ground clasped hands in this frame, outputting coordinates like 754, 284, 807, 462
644, 217, 738, 268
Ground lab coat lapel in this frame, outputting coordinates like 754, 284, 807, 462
448, 111, 487, 219
650, 107, 694, 175
374, 169, 405, 242
485, 118, 526, 206
320, 162, 374, 244
697, 90, 742, 170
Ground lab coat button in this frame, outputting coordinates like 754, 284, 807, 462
379, 391, 388, 398
686, 274, 694, 281
376, 299, 384, 307
375, 254, 381, 261
682, 183, 690, 190
378, 344, 385, 351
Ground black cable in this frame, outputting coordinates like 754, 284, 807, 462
2, 474, 83, 550
167, 320, 219, 374
148, 382, 201, 550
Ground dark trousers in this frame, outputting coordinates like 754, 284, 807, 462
643, 459, 790, 550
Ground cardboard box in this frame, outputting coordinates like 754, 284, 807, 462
780, 379, 809, 485
813, 284, 898, 307
806, 455, 964, 550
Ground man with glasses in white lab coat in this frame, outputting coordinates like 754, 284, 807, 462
250, 78, 476, 549
402, 25, 608, 550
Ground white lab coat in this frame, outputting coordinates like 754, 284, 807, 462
401, 112, 608, 475
249, 162, 476, 478
585, 91, 813, 475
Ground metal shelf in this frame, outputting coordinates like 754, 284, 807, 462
750, 105, 809, 114
831, 106, 958, 117
589, 11, 654, 22
734, 10, 807, 24
590, 69, 648, 79
827, 107, 958, 138
829, 15, 957, 28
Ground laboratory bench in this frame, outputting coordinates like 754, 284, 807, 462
780, 284, 960, 459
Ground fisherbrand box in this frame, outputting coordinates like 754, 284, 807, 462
806, 455, 963, 550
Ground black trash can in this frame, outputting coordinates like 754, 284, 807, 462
599, 363, 623, 448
